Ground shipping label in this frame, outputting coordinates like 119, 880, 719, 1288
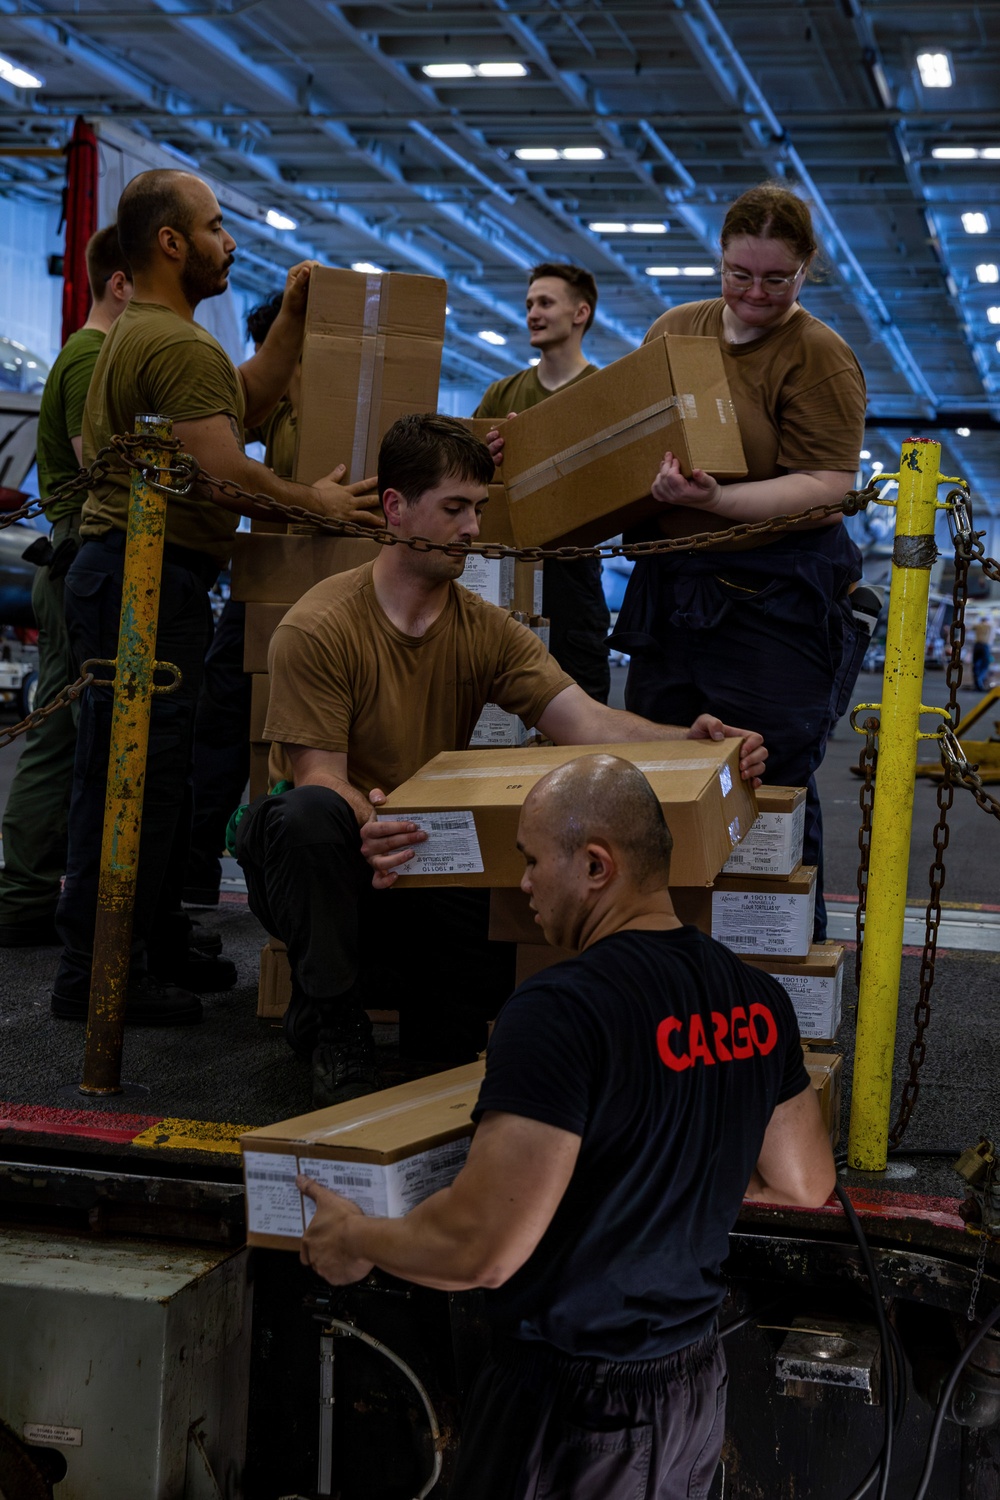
722, 802, 806, 876
384, 810, 485, 876
711, 889, 815, 957
243, 1150, 304, 1238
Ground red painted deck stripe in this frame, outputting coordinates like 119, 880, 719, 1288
0, 1102, 162, 1146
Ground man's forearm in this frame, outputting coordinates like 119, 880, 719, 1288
339, 1188, 501, 1291
290, 765, 370, 825
206, 451, 344, 525
564, 702, 688, 744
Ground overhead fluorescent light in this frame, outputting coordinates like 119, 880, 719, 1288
528, 357, 540, 366
982, 147, 1000, 160
589, 222, 629, 233
516, 146, 605, 162
0, 53, 43, 89
916, 51, 953, 88
996, 339, 1000, 353
629, 222, 667, 233
476, 62, 528, 78
976, 263, 1000, 284
423, 61, 527, 79
422, 63, 476, 79
870, 460, 884, 473
682, 265, 715, 275
962, 212, 990, 234
265, 209, 297, 231
478, 330, 507, 346
987, 306, 1000, 324
646, 266, 681, 276
956, 427, 971, 437
930, 146, 978, 160
351, 261, 384, 274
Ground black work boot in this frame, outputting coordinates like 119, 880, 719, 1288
51, 975, 203, 1026
311, 1009, 378, 1108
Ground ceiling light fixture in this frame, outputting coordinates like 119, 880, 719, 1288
265, 209, 297, 231
515, 146, 605, 162
589, 222, 628, 233
0, 53, 43, 89
931, 146, 979, 160
351, 261, 384, 274
682, 265, 715, 276
976, 263, 1000, 284
956, 427, 972, 437
646, 266, 681, 277
423, 61, 527, 79
987, 307, 1000, 324
916, 51, 953, 88
962, 212, 990, 234
981, 147, 1000, 160
629, 222, 667, 233
478, 330, 507, 346
860, 450, 871, 460
870, 460, 884, 473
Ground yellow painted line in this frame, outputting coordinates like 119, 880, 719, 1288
130, 1117, 251, 1155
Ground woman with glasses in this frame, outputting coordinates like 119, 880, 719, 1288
611, 181, 868, 942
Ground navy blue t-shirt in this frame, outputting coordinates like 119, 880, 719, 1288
474, 926, 810, 1360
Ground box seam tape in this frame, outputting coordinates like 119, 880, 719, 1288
507, 396, 686, 504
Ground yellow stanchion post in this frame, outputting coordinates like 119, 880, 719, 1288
847, 438, 942, 1170
80, 415, 173, 1096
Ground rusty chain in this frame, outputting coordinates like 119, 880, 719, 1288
0, 672, 94, 751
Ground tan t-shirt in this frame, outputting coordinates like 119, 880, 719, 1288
644, 300, 866, 480
264, 563, 575, 794
474, 362, 597, 419
248, 397, 297, 479
81, 300, 246, 564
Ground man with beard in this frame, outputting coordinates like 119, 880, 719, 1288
52, 168, 382, 1026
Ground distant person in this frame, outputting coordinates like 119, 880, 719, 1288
475, 263, 611, 704
51, 168, 380, 1027
0, 225, 132, 948
973, 620, 994, 692
183, 291, 299, 907
299, 754, 834, 1500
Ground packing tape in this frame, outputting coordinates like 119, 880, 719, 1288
413, 757, 720, 780
295, 1078, 479, 1144
350, 275, 384, 480
506, 394, 698, 505
364, 332, 387, 480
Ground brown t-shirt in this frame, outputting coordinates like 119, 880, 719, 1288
644, 300, 866, 480
474, 362, 597, 419
248, 397, 297, 479
81, 300, 246, 564
264, 563, 575, 794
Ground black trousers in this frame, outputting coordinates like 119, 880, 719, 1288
544, 558, 611, 705
185, 598, 252, 900
450, 1332, 727, 1500
54, 533, 215, 1000
235, 784, 514, 1063
624, 593, 865, 942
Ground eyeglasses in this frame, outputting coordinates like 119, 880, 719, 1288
721, 261, 806, 293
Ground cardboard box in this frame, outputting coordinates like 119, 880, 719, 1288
249, 674, 270, 743
470, 702, 528, 749
723, 786, 807, 878
740, 944, 844, 1043
804, 1050, 843, 1147
383, 740, 755, 889
230, 533, 380, 606
295, 267, 447, 485
500, 336, 746, 549
243, 603, 289, 673
461, 553, 515, 609
249, 742, 270, 800
241, 1062, 483, 1248
711, 866, 817, 958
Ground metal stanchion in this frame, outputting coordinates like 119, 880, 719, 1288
79, 414, 175, 1096
847, 439, 943, 1170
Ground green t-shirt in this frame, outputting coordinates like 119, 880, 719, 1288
247, 396, 297, 479
474, 362, 597, 419
81, 301, 246, 564
36, 326, 106, 523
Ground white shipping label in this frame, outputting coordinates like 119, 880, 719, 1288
385, 810, 485, 876
387, 1137, 472, 1216
24, 1424, 82, 1448
470, 703, 527, 749
299, 1156, 390, 1220
244, 1150, 304, 1238
772, 967, 843, 1040
711, 890, 814, 956
722, 802, 806, 875
461, 554, 514, 607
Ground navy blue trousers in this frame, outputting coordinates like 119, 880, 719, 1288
185, 597, 252, 900
54, 533, 215, 1001
624, 593, 864, 942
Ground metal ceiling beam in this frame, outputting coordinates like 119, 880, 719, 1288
667, 0, 938, 414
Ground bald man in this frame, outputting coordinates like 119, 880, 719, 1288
298, 754, 835, 1500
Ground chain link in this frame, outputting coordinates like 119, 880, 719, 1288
0, 672, 94, 751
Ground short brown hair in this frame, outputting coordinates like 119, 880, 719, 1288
720, 181, 818, 266
117, 169, 197, 273
378, 414, 494, 507
85, 223, 131, 301
529, 262, 598, 333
